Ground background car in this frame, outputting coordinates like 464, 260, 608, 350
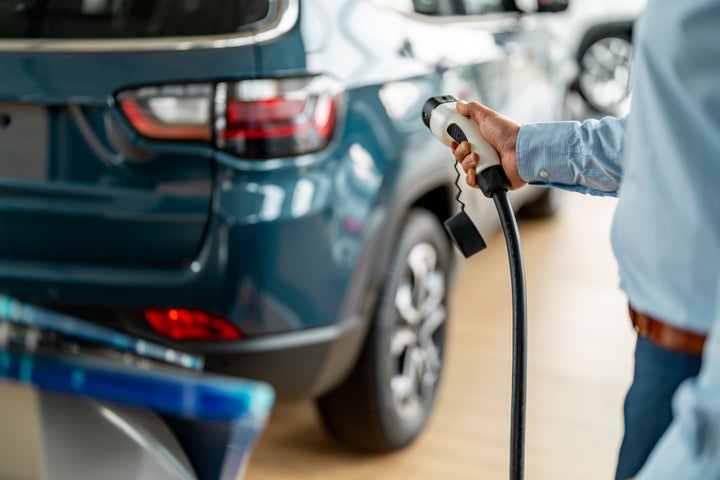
540, 0, 647, 116
0, 0, 570, 453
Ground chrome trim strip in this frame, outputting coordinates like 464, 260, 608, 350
0, 0, 298, 53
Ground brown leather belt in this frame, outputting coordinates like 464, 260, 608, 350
629, 305, 706, 356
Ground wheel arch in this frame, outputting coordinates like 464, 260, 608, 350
576, 21, 635, 61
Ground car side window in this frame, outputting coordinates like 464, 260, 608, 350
412, 0, 460, 15
463, 0, 510, 14
411, 0, 515, 15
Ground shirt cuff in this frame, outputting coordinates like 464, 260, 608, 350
516, 121, 578, 185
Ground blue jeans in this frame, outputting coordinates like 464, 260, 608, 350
614, 337, 702, 480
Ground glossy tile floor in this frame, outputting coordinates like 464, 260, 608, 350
245, 192, 636, 480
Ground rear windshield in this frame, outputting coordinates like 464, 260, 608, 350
0, 0, 272, 39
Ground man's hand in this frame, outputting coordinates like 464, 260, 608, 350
450, 101, 526, 190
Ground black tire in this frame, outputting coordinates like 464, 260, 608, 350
517, 188, 562, 219
576, 30, 633, 115
316, 208, 451, 452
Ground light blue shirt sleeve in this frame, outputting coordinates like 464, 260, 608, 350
515, 116, 626, 197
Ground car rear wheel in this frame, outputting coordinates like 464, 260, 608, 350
577, 32, 633, 115
316, 208, 450, 452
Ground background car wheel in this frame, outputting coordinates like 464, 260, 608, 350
316, 208, 450, 452
577, 31, 633, 115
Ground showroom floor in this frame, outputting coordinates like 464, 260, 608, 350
245, 191, 636, 480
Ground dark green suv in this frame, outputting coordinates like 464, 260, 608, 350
0, 0, 569, 452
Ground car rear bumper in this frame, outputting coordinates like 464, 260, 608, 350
195, 313, 370, 399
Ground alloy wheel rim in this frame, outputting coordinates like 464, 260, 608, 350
389, 241, 446, 422
579, 36, 633, 113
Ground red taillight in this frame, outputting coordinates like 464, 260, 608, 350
144, 309, 242, 341
117, 76, 341, 158
216, 77, 339, 158
223, 97, 311, 140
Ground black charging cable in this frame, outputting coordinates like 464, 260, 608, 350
493, 188, 527, 480
478, 165, 528, 480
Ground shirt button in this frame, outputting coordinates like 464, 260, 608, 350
539, 170, 549, 178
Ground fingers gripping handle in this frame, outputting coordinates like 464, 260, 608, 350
422, 97, 500, 172
422, 97, 509, 198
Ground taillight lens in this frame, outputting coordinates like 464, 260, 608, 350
118, 84, 213, 141
144, 309, 242, 341
216, 77, 339, 158
117, 76, 341, 159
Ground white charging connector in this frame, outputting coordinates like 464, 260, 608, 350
423, 98, 500, 173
